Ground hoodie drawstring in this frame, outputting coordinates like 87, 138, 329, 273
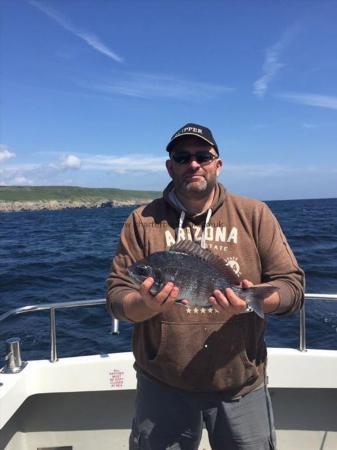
177, 208, 212, 248
201, 208, 212, 249
177, 210, 186, 243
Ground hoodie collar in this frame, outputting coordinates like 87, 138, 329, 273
163, 182, 227, 249
163, 181, 227, 218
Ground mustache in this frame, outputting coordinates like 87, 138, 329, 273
183, 173, 205, 180
183, 170, 205, 177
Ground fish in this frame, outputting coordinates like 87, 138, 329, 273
127, 240, 278, 318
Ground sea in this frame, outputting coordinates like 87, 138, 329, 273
0, 198, 336, 362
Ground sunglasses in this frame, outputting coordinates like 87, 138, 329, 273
171, 151, 218, 165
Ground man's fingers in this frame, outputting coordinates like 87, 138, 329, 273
209, 296, 221, 312
225, 288, 247, 312
162, 285, 180, 305
140, 277, 155, 294
241, 279, 253, 289
211, 290, 230, 308
139, 278, 180, 312
210, 288, 247, 314
155, 282, 174, 303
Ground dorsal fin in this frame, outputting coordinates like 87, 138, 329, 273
169, 240, 240, 285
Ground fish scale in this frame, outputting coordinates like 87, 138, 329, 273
149, 252, 222, 305
128, 240, 279, 318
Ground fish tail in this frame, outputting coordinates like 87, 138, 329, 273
232, 285, 279, 319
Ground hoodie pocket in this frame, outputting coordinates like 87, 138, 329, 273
146, 317, 259, 392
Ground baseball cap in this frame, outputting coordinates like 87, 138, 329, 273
166, 123, 219, 155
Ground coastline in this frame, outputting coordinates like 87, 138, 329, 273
0, 199, 149, 212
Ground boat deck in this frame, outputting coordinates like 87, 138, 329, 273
1, 349, 337, 450
1, 294, 336, 449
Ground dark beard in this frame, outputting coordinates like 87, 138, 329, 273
173, 175, 216, 199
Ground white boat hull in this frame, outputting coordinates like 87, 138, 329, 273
1, 348, 337, 449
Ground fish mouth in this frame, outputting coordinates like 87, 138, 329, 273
127, 266, 135, 278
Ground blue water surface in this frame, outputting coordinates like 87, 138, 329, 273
0, 198, 336, 361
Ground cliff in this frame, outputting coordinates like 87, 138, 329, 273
0, 186, 159, 212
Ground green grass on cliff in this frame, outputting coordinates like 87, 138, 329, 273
0, 186, 160, 202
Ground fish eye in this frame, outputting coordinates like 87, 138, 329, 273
137, 265, 151, 277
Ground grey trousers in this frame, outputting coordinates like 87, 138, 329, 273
129, 372, 276, 450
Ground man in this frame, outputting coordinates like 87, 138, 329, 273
107, 123, 305, 450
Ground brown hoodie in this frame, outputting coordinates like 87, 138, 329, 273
107, 183, 305, 397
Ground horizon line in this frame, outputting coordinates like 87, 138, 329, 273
0, 185, 336, 203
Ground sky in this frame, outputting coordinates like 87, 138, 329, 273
1, 0, 337, 200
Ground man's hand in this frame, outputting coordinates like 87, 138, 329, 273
209, 279, 251, 315
140, 277, 181, 313
209, 279, 280, 315
123, 277, 184, 322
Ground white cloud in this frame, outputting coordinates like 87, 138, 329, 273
13, 176, 32, 185
89, 72, 234, 101
62, 154, 82, 169
277, 92, 337, 110
79, 32, 123, 62
253, 26, 298, 98
224, 163, 290, 177
0, 164, 40, 186
0, 163, 40, 173
0, 165, 35, 185
1, 152, 336, 192
0, 145, 16, 162
253, 51, 284, 98
29, 1, 123, 63
301, 123, 317, 129
82, 154, 167, 173
0, 153, 167, 186
223, 162, 337, 178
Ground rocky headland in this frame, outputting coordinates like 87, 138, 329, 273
0, 199, 150, 212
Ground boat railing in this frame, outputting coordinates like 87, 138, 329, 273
0, 294, 336, 367
0, 299, 114, 365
